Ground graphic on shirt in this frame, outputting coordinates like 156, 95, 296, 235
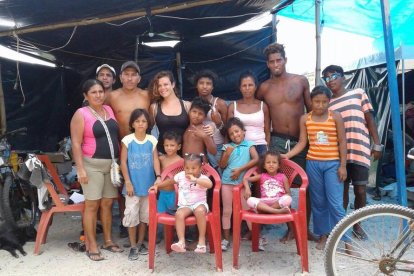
262, 178, 284, 197
315, 131, 329, 145
178, 181, 196, 205
129, 152, 152, 170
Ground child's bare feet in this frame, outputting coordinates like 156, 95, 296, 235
279, 229, 295, 243
316, 235, 327, 250
344, 242, 361, 257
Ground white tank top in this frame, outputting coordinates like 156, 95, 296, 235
204, 97, 224, 144
234, 101, 266, 145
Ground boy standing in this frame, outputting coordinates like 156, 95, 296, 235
323, 65, 382, 239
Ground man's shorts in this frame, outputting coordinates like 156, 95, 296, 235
178, 201, 209, 213
81, 157, 118, 200
270, 133, 307, 184
345, 163, 369, 185
122, 195, 149, 227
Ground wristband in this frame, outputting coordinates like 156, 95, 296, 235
156, 175, 161, 178
372, 144, 384, 151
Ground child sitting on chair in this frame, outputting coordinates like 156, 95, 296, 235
149, 153, 213, 253
244, 149, 292, 214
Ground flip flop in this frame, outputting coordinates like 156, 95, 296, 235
68, 242, 86, 252
86, 251, 105, 261
101, 244, 124, 253
194, 244, 206, 254
171, 242, 186, 253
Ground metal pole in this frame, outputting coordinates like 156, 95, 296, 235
315, 0, 322, 86
272, 13, 277, 43
176, 52, 183, 98
134, 36, 139, 63
380, 0, 407, 206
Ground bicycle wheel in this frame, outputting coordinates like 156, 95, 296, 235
2, 173, 37, 228
324, 204, 414, 276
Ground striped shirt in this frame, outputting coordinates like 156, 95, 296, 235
306, 111, 340, 161
329, 88, 373, 168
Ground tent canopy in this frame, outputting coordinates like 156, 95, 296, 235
279, 0, 414, 70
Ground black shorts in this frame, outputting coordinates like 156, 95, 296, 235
345, 163, 369, 185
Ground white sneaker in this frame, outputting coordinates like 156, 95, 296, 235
259, 238, 265, 251
221, 239, 230, 251
408, 147, 414, 160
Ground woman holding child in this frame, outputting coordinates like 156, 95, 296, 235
71, 79, 122, 261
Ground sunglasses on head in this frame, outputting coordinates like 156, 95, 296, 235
322, 73, 342, 83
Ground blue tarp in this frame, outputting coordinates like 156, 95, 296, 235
279, 0, 414, 61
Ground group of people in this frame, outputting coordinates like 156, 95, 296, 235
70, 42, 382, 262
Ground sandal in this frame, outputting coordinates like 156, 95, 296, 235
86, 251, 105, 261
171, 242, 186, 253
194, 244, 206, 254
68, 242, 86, 252
101, 243, 124, 253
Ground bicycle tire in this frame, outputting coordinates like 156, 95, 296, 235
324, 204, 414, 276
2, 173, 37, 228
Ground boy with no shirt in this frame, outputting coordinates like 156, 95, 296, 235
182, 97, 217, 160
256, 43, 314, 242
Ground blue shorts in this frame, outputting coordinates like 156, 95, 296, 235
157, 190, 176, 213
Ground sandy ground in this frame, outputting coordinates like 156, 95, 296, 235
0, 188, 399, 276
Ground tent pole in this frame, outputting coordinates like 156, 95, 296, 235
176, 52, 183, 98
380, 0, 407, 206
0, 0, 230, 37
315, 0, 322, 86
402, 48, 405, 158
272, 13, 277, 43
0, 64, 6, 134
134, 36, 139, 63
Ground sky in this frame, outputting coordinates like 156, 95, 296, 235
277, 16, 376, 75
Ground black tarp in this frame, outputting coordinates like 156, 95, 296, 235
0, 1, 279, 150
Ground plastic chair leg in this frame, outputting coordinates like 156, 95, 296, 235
206, 223, 214, 253
210, 218, 223, 271
251, 223, 260, 252
232, 215, 242, 269
164, 225, 174, 254
148, 218, 157, 270
33, 211, 53, 254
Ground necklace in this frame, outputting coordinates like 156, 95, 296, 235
88, 106, 107, 120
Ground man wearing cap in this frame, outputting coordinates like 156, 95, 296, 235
96, 64, 116, 93
106, 61, 150, 138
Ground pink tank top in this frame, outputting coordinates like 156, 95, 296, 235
260, 172, 286, 199
234, 101, 266, 145
79, 105, 119, 158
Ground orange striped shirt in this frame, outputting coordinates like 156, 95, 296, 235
306, 111, 340, 161
329, 88, 373, 168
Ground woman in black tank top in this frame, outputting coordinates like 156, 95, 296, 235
149, 71, 190, 153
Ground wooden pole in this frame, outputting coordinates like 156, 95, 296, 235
0, 64, 6, 134
0, 0, 229, 37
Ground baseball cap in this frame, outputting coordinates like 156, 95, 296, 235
96, 64, 116, 76
120, 61, 141, 74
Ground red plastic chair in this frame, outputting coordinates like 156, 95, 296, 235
232, 159, 309, 272
148, 160, 223, 272
33, 155, 85, 255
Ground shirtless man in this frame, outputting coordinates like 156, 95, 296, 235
256, 43, 313, 242
107, 61, 150, 138
106, 61, 150, 239
182, 97, 217, 160
96, 64, 116, 94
